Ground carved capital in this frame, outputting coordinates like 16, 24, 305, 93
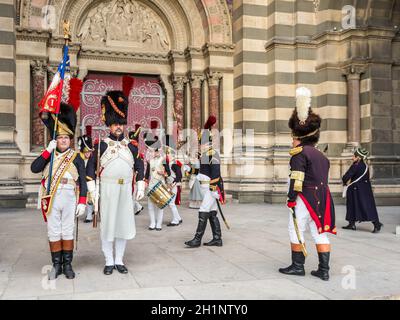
171, 74, 187, 91
342, 65, 366, 80
206, 70, 223, 87
188, 73, 204, 89
30, 60, 47, 77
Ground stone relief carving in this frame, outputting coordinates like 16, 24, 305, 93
77, 0, 170, 51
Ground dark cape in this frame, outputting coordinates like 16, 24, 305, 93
342, 160, 379, 222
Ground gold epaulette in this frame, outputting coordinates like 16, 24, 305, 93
289, 146, 303, 156
207, 149, 216, 157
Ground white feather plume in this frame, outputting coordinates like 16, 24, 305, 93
296, 87, 312, 123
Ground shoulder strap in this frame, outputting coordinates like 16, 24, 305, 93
348, 164, 368, 187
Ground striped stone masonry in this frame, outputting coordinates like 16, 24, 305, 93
0, 0, 16, 139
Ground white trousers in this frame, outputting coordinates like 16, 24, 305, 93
47, 188, 76, 242
199, 184, 219, 212
85, 204, 94, 221
288, 196, 330, 245
101, 237, 127, 266
168, 185, 181, 223
148, 198, 164, 229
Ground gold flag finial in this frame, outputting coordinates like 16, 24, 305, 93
63, 20, 71, 41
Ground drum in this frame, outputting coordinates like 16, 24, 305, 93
147, 181, 175, 209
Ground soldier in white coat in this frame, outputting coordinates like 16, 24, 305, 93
144, 129, 171, 231
87, 91, 145, 275
77, 126, 94, 223
164, 134, 183, 226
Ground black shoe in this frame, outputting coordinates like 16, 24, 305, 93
62, 251, 75, 279
203, 211, 223, 247
84, 219, 93, 223
156, 228, 162, 231
115, 265, 128, 274
203, 239, 223, 247
372, 222, 383, 233
185, 212, 210, 248
342, 222, 356, 230
311, 252, 330, 281
50, 251, 63, 280
279, 251, 306, 276
103, 265, 114, 275
148, 226, 155, 230
135, 207, 144, 215
167, 222, 179, 227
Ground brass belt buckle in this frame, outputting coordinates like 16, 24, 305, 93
118, 178, 124, 185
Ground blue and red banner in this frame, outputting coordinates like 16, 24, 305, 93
38, 45, 69, 115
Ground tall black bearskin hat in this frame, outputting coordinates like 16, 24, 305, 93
41, 102, 77, 138
199, 115, 217, 145
288, 87, 321, 144
78, 126, 94, 153
128, 123, 141, 142
101, 90, 128, 127
143, 120, 159, 146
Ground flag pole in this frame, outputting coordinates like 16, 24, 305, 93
46, 21, 71, 194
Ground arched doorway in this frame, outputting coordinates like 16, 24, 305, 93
80, 72, 165, 150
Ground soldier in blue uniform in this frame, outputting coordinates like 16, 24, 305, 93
279, 87, 336, 281
185, 115, 224, 248
342, 147, 383, 233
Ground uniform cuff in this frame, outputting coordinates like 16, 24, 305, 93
42, 150, 51, 160
78, 196, 87, 204
287, 201, 297, 208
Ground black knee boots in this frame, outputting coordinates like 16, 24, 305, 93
49, 240, 63, 280
279, 251, 306, 276
185, 212, 210, 247
62, 240, 75, 279
203, 211, 223, 247
311, 252, 330, 281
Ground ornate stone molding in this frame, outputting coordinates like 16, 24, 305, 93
78, 48, 170, 65
202, 42, 235, 57
184, 46, 203, 60
16, 27, 51, 42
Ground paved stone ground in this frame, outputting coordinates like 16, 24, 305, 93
0, 201, 399, 300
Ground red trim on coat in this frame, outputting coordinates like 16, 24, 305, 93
78, 196, 87, 204
298, 193, 322, 232
42, 150, 51, 160
287, 201, 296, 208
175, 186, 181, 205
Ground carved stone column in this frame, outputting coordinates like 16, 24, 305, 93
30, 60, 47, 150
189, 73, 204, 132
342, 66, 365, 155
172, 75, 187, 139
206, 71, 223, 128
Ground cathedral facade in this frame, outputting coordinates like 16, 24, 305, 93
0, 0, 399, 207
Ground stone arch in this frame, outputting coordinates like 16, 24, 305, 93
194, 0, 232, 44
54, 0, 190, 51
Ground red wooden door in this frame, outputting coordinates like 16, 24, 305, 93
80, 73, 165, 152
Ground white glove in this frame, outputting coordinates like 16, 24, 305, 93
136, 180, 145, 201
211, 191, 220, 200
46, 140, 57, 153
75, 204, 86, 217
87, 180, 96, 194
183, 165, 191, 173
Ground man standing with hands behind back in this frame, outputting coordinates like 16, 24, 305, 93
87, 90, 145, 275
